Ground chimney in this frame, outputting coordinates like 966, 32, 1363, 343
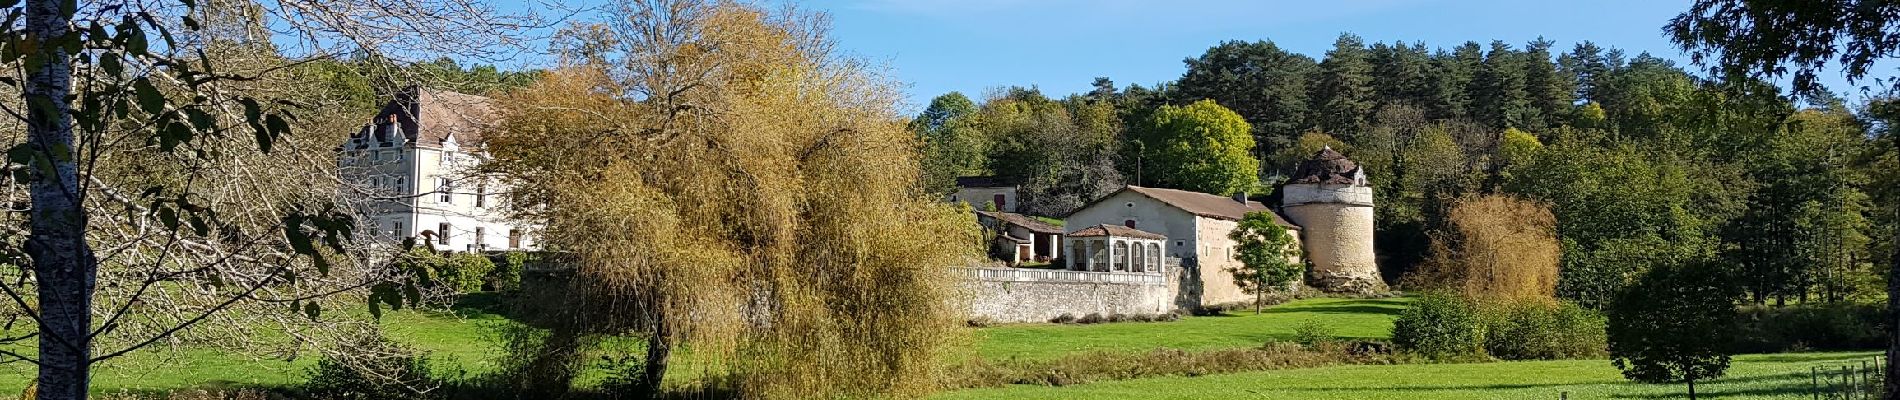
1233, 191, 1248, 204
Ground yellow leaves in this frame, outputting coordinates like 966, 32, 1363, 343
1412, 195, 1562, 302
482, 1, 965, 397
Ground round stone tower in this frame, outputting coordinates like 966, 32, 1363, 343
1281, 146, 1386, 294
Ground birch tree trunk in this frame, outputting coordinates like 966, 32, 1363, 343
24, 0, 95, 398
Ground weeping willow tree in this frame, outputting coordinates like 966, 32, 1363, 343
482, 0, 977, 397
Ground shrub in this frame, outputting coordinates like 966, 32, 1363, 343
435, 252, 496, 294
1077, 313, 1105, 324
1480, 300, 1606, 360
1156, 312, 1182, 322
1390, 292, 1483, 360
1408, 195, 1560, 300
396, 248, 497, 295
1107, 313, 1128, 323
303, 334, 442, 400
965, 316, 995, 328
1292, 320, 1337, 347
1049, 314, 1076, 324
487, 251, 534, 292
1734, 302, 1884, 353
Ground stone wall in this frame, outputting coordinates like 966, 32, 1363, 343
960, 265, 1179, 323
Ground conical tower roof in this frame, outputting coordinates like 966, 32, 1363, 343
1288, 145, 1365, 185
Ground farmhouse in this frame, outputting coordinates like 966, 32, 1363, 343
1064, 185, 1303, 306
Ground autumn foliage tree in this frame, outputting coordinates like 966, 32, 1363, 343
482, 1, 975, 398
1410, 195, 1561, 301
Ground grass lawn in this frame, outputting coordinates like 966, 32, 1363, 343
0, 294, 510, 395
0, 295, 1879, 400
971, 297, 1408, 361
936, 351, 1883, 400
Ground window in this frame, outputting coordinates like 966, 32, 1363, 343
438, 223, 451, 245
369, 151, 382, 162
475, 183, 487, 207
474, 227, 486, 250
992, 194, 1006, 209
392, 221, 403, 237
1123, 219, 1136, 228
436, 177, 453, 203
1125, 202, 1135, 208
394, 177, 406, 193
508, 229, 522, 249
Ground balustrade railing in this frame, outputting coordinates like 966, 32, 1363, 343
956, 266, 1167, 284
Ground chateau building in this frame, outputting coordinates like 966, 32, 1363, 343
338, 87, 536, 252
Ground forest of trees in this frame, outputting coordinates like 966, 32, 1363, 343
914, 33, 1897, 309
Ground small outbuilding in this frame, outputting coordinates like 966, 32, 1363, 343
950, 176, 1019, 212
977, 211, 1064, 264
1065, 224, 1167, 273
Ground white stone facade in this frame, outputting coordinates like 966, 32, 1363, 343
339, 88, 537, 252
951, 186, 1018, 213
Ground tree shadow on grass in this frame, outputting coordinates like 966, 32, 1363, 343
1260, 304, 1406, 316
1609, 385, 1815, 399
98, 382, 291, 398
450, 291, 514, 319
1740, 353, 1879, 363
1609, 371, 1816, 399
1267, 381, 1614, 393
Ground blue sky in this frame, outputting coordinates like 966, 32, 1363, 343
803, 0, 1886, 112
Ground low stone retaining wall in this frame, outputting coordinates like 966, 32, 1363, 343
958, 266, 1178, 323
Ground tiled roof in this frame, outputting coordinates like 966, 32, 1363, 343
999, 233, 1031, 243
1121, 186, 1300, 229
977, 211, 1063, 234
1067, 224, 1166, 240
346, 87, 496, 150
955, 175, 1015, 188
1288, 146, 1364, 185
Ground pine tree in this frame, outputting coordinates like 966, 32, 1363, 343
1370, 41, 1434, 111
1473, 41, 1532, 130
1427, 42, 1484, 121
1559, 41, 1622, 103
1313, 33, 1376, 139
1177, 40, 1319, 157
1523, 38, 1578, 131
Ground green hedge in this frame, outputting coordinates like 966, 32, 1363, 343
1734, 302, 1884, 353
1391, 293, 1607, 360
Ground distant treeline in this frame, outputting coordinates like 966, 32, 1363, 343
910, 34, 1895, 308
